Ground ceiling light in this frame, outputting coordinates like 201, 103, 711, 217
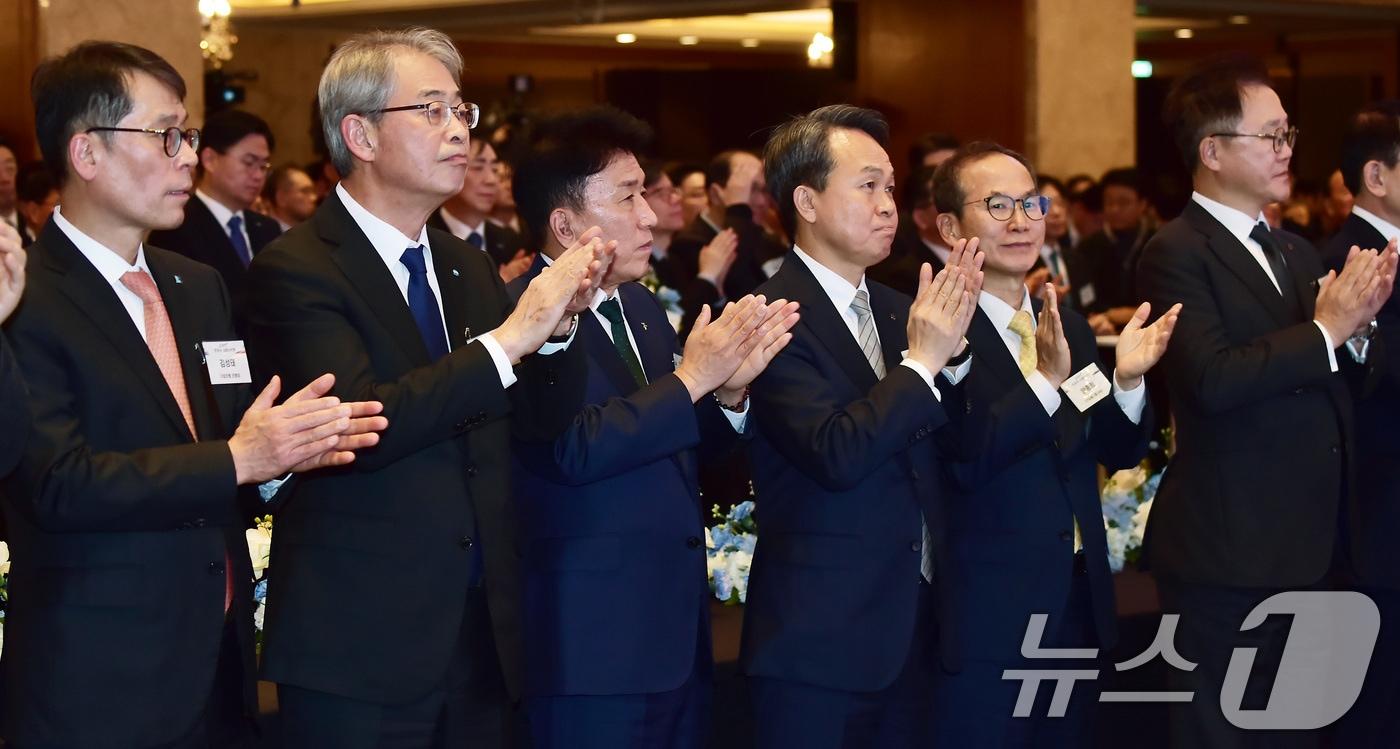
1174, 28, 1194, 39
615, 33, 637, 44
1228, 15, 1249, 25
1131, 60, 1153, 78
808, 32, 834, 66
680, 35, 699, 46
741, 38, 761, 48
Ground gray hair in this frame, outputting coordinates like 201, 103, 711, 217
318, 27, 464, 176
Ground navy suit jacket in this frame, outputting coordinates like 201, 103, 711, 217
0, 332, 26, 479
1325, 213, 1400, 589
939, 301, 1150, 664
507, 257, 739, 696
740, 249, 957, 690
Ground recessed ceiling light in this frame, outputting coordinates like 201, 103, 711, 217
616, 33, 637, 44
1131, 60, 1153, 78
741, 38, 761, 48
1228, 15, 1250, 25
680, 35, 699, 46
1174, 28, 1194, 39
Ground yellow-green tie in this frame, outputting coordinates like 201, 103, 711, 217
1007, 310, 1037, 377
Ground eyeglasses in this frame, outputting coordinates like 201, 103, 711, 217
85, 126, 201, 158
238, 154, 272, 173
370, 101, 480, 130
965, 193, 1050, 222
1209, 126, 1299, 153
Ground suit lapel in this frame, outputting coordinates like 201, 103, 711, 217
966, 304, 1024, 388
581, 310, 642, 395
320, 193, 433, 365
1279, 235, 1318, 320
775, 251, 879, 392
429, 236, 478, 352
39, 224, 195, 440
1186, 201, 1292, 326
622, 284, 675, 384
868, 284, 909, 374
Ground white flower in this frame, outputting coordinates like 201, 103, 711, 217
253, 600, 265, 632
1129, 497, 1154, 548
0, 540, 10, 576
246, 527, 272, 580
705, 527, 715, 550
1104, 526, 1128, 573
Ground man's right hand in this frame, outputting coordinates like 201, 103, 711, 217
906, 238, 982, 371
228, 374, 388, 485
0, 221, 26, 325
674, 295, 772, 401
1315, 240, 1399, 345
697, 228, 738, 288
494, 227, 612, 362
1035, 285, 1073, 389
721, 159, 761, 207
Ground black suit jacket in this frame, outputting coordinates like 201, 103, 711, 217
1137, 200, 1358, 588
1325, 213, 1400, 589
867, 230, 946, 298
427, 208, 527, 268
0, 331, 26, 479
244, 191, 585, 704
1, 222, 260, 748
740, 250, 958, 689
669, 206, 781, 303
148, 196, 282, 331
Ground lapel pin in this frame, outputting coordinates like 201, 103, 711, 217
888, 313, 896, 321
641, 321, 649, 331
452, 268, 460, 277
464, 326, 473, 341
173, 275, 183, 284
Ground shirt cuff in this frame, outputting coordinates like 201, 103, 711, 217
1345, 336, 1371, 364
533, 316, 580, 359
475, 332, 518, 389
720, 400, 749, 433
258, 473, 292, 502
898, 359, 942, 402
942, 352, 973, 386
1110, 368, 1147, 425
1314, 321, 1340, 373
1027, 369, 1062, 416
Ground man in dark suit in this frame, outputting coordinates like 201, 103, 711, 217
0, 222, 26, 478
741, 104, 982, 749
243, 29, 610, 748
869, 164, 949, 296
669, 150, 785, 302
1, 41, 385, 749
1326, 99, 1400, 747
505, 107, 797, 749
928, 142, 1177, 746
148, 109, 282, 331
427, 137, 533, 283
1073, 167, 1155, 333
1137, 56, 1395, 749
15, 163, 59, 248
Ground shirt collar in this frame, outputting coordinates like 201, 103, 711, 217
1191, 191, 1267, 249
700, 212, 723, 235
336, 182, 431, 265
195, 189, 244, 229
977, 284, 1034, 332
52, 205, 151, 283
438, 206, 486, 242
1351, 205, 1400, 243
791, 244, 867, 313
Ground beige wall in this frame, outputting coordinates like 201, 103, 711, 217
1025, 0, 1136, 179
233, 26, 346, 168
39, 0, 205, 123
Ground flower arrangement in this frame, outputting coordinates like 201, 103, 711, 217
246, 515, 272, 641
1100, 465, 1162, 573
706, 500, 757, 605
638, 268, 684, 332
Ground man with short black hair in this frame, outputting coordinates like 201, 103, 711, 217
429, 138, 532, 282
262, 163, 316, 232
1074, 166, 1153, 331
669, 149, 784, 302
149, 108, 282, 328
15, 162, 58, 246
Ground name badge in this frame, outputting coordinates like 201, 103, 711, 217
203, 340, 252, 384
1078, 283, 1097, 308
1061, 362, 1111, 412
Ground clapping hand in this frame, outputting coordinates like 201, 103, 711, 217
1034, 284, 1072, 389
1114, 302, 1182, 388
0, 221, 25, 324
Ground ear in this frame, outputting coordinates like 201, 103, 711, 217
935, 212, 961, 246
793, 185, 818, 227
68, 132, 99, 183
341, 115, 376, 165
197, 146, 216, 172
1364, 160, 1387, 198
1198, 136, 1221, 173
707, 181, 723, 208
548, 208, 575, 249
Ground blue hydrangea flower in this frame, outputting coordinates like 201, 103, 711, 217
253, 578, 268, 603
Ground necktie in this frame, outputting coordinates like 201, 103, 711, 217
1007, 310, 1038, 377
850, 289, 887, 379
227, 215, 252, 268
400, 246, 450, 361
596, 298, 647, 387
852, 289, 933, 580
120, 269, 234, 611
466, 231, 484, 251
1249, 222, 1296, 294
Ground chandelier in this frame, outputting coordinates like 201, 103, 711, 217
198, 0, 238, 68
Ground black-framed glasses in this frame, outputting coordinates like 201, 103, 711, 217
237, 154, 272, 173
84, 126, 200, 158
965, 193, 1050, 222
1209, 126, 1299, 153
370, 101, 479, 130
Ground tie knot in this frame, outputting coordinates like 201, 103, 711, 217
466, 231, 484, 250
596, 297, 625, 325
227, 214, 242, 233
1008, 309, 1035, 340
400, 245, 428, 276
119, 269, 162, 304
1250, 222, 1276, 250
850, 289, 873, 318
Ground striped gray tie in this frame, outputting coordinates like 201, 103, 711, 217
850, 289, 934, 582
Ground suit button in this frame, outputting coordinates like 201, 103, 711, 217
910, 540, 922, 552
465, 465, 479, 478
1058, 530, 1073, 542
208, 561, 225, 575
686, 536, 702, 549
460, 536, 474, 550
1331, 445, 1341, 454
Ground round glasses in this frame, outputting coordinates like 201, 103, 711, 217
965, 193, 1051, 222
370, 101, 480, 130
84, 126, 201, 158
1209, 126, 1299, 153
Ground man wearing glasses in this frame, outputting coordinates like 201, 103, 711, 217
149, 109, 282, 332
926, 142, 1177, 745
1138, 55, 1396, 748
2, 41, 387, 748
244, 28, 610, 747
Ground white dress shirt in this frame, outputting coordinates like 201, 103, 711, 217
195, 189, 252, 254
1352, 205, 1400, 246
53, 206, 154, 341
976, 285, 1146, 422
336, 183, 518, 387
437, 206, 488, 248
1191, 191, 1340, 372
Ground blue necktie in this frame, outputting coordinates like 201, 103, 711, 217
227, 215, 252, 268
466, 231, 484, 251
400, 246, 451, 361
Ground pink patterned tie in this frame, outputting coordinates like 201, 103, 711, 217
120, 269, 233, 612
